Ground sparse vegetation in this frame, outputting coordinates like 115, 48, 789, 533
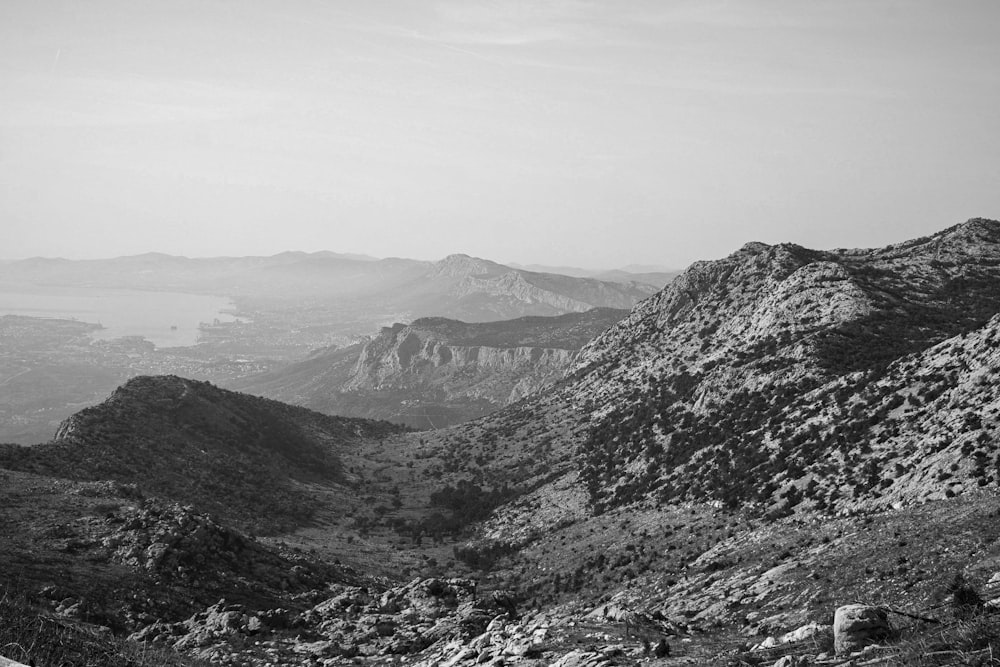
0, 588, 207, 667
5, 220, 1000, 665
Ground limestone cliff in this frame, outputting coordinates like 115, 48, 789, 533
230, 309, 627, 429
344, 322, 576, 402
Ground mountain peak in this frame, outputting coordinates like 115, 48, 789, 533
433, 254, 509, 278
738, 241, 773, 254
936, 217, 1000, 245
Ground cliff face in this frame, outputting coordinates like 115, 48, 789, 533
344, 322, 576, 403
229, 309, 627, 429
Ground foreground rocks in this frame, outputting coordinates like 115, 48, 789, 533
128, 578, 694, 665
832, 605, 891, 655
134, 578, 525, 664
121, 575, 921, 667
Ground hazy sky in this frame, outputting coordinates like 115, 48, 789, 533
2, 1, 999, 269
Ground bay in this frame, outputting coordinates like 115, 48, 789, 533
0, 286, 243, 348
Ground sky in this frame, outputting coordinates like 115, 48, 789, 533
2, 1, 999, 270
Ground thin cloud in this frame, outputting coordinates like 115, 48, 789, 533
1, 75, 283, 128
430, 0, 604, 46
622, 0, 821, 30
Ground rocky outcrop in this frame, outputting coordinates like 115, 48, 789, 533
103, 502, 325, 592
346, 323, 577, 403
131, 599, 271, 651
301, 578, 490, 658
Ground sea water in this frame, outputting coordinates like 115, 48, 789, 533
0, 286, 243, 348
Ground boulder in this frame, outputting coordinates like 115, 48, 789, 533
833, 605, 890, 655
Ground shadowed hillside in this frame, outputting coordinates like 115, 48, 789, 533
0, 375, 405, 532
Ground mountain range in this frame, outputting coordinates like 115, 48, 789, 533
4, 218, 1000, 665
0, 251, 662, 324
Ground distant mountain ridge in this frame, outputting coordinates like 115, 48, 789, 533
229, 308, 627, 429
0, 251, 656, 326
508, 261, 679, 288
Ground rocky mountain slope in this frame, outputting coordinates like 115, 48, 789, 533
567, 217, 1000, 514
0, 376, 405, 532
7, 219, 1000, 666
229, 309, 627, 429
422, 219, 1000, 523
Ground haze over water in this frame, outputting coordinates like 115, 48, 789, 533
0, 286, 242, 348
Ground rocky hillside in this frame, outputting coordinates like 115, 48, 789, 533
410, 219, 1000, 531
0, 375, 405, 532
0, 467, 364, 666
568, 217, 1000, 514
229, 309, 627, 429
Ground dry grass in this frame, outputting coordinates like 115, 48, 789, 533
876, 613, 1000, 666
0, 588, 208, 667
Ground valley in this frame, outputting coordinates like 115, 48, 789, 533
4, 220, 1000, 666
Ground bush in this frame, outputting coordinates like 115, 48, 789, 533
948, 573, 985, 619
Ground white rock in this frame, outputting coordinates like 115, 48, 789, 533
442, 646, 477, 667
485, 615, 507, 633
780, 621, 830, 644
752, 636, 778, 651
0, 656, 31, 667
